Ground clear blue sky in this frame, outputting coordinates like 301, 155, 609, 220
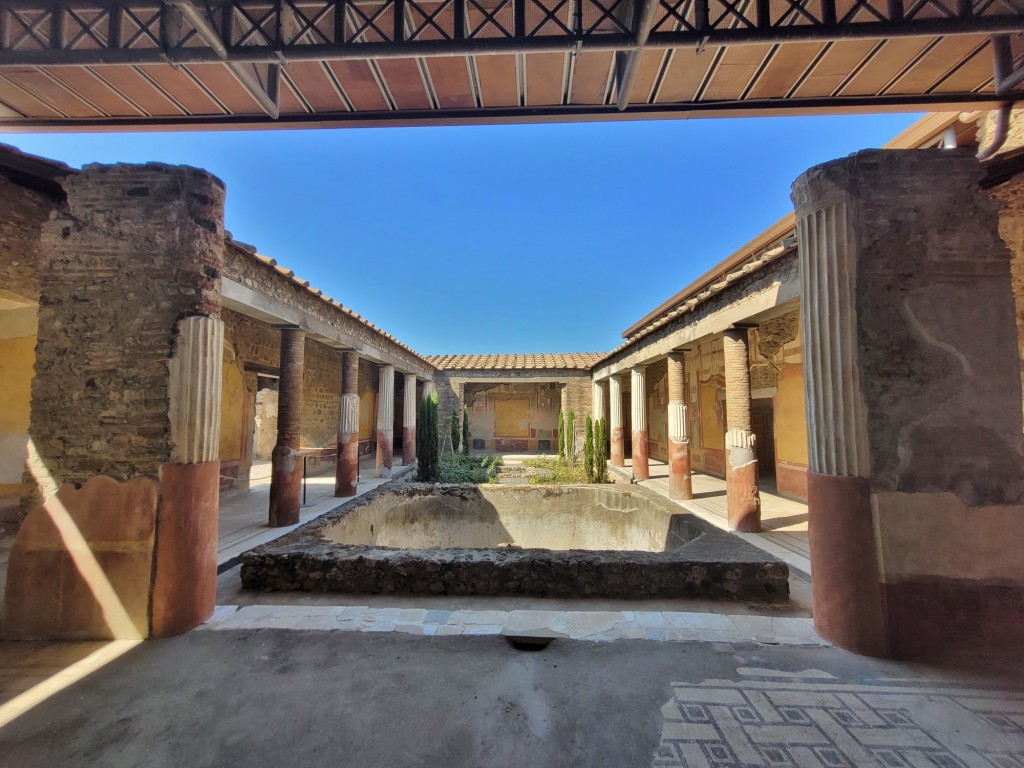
1, 113, 920, 355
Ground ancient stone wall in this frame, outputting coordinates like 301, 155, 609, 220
30, 164, 223, 489
0, 173, 57, 302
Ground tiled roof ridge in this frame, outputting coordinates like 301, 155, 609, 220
225, 237, 433, 367
426, 352, 607, 370
591, 238, 797, 368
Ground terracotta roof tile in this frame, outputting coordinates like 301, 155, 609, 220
425, 352, 606, 371
226, 238, 432, 367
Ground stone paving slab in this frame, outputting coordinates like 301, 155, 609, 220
199, 604, 827, 646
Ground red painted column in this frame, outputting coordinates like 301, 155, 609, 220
630, 366, 649, 481
268, 326, 304, 527
403, 373, 417, 465
609, 374, 625, 467
723, 326, 761, 532
667, 351, 693, 500
335, 351, 359, 497
375, 364, 394, 477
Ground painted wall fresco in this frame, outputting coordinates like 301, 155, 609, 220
465, 382, 561, 452
646, 359, 668, 462
0, 304, 36, 519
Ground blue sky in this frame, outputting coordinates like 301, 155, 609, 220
1, 112, 920, 355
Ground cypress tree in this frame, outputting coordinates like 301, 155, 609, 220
462, 407, 470, 455
557, 410, 565, 460
566, 410, 575, 466
450, 408, 460, 454
416, 394, 439, 482
596, 417, 609, 483
584, 415, 595, 482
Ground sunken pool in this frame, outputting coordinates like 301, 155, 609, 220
240, 484, 789, 601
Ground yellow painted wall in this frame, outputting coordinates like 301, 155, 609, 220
359, 391, 377, 440
0, 335, 33, 434
647, 363, 668, 461
219, 359, 248, 461
0, 334, 35, 496
774, 363, 808, 466
494, 397, 531, 437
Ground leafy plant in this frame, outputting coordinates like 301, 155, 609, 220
416, 393, 440, 482
462, 406, 470, 455
584, 415, 595, 482
526, 456, 588, 485
450, 409, 461, 454
438, 452, 503, 483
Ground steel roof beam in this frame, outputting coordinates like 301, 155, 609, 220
2, 0, 1024, 68
614, 0, 662, 110
162, 0, 280, 117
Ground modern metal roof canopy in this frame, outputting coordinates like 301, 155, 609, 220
0, 0, 1022, 128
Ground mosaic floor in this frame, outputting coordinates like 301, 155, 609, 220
653, 669, 1024, 768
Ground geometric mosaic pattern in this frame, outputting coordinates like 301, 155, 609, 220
653, 671, 1024, 768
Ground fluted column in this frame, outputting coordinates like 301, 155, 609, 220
630, 366, 649, 481
376, 364, 394, 477
335, 352, 359, 497
403, 373, 417, 465
667, 351, 693, 500
609, 374, 624, 467
269, 326, 305, 527
723, 327, 761, 532
592, 380, 605, 423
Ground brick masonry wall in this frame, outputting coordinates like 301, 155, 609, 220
30, 163, 224, 491
0, 174, 59, 302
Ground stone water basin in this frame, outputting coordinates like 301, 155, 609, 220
241, 484, 789, 601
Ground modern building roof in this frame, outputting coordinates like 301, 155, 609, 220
427, 353, 606, 371
0, 1, 1018, 130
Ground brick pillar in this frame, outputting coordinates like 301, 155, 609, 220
667, 352, 693, 500
335, 351, 359, 497
723, 326, 761, 532
376, 364, 394, 478
630, 366, 649, 481
403, 373, 417, 465
4, 163, 225, 640
609, 375, 624, 467
793, 149, 1024, 659
268, 327, 304, 527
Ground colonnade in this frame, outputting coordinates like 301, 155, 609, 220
267, 336, 425, 526
595, 332, 762, 533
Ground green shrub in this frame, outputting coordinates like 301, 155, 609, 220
438, 452, 502, 484
416, 394, 439, 482
462, 407, 470, 455
522, 455, 588, 484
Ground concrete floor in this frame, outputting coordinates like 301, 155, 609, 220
1, 631, 1021, 767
